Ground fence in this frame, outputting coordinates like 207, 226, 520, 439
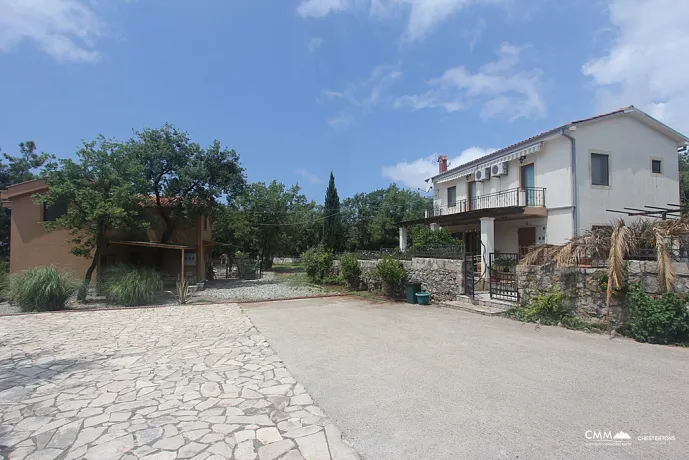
354, 245, 465, 261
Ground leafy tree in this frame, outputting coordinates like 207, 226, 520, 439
127, 124, 245, 243
323, 172, 342, 251
341, 184, 430, 250
35, 136, 147, 299
0, 141, 51, 257
213, 181, 319, 259
679, 147, 689, 206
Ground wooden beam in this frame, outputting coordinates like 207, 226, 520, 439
181, 248, 185, 284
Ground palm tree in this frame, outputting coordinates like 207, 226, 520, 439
521, 217, 689, 331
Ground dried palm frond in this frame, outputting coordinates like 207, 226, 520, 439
519, 244, 560, 266
606, 220, 633, 331
653, 226, 675, 292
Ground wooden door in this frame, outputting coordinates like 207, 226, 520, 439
467, 181, 477, 210
518, 227, 536, 256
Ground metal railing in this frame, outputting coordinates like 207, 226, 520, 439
427, 187, 545, 217
354, 245, 465, 260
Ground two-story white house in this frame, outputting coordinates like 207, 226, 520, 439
400, 106, 689, 277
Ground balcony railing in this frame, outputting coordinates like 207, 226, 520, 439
427, 187, 545, 218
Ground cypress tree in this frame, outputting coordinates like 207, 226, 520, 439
323, 172, 342, 251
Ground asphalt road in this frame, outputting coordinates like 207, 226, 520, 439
245, 296, 689, 460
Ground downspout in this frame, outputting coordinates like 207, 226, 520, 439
560, 127, 579, 238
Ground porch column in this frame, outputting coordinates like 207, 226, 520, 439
399, 227, 408, 252
480, 217, 495, 278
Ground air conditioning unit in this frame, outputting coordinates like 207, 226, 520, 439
491, 162, 508, 177
475, 167, 491, 182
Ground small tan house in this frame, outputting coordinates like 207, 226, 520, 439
1, 179, 217, 284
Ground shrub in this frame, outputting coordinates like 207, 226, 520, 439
410, 226, 461, 248
375, 256, 407, 298
301, 247, 334, 284
625, 283, 689, 344
9, 266, 78, 312
512, 289, 570, 324
339, 252, 361, 289
0, 259, 9, 301
101, 265, 163, 306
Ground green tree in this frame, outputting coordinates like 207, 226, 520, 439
0, 141, 51, 258
213, 181, 319, 259
341, 184, 430, 250
35, 136, 147, 300
323, 172, 342, 251
127, 124, 245, 243
679, 147, 689, 206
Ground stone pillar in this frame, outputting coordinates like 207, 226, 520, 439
399, 226, 408, 252
480, 217, 495, 278
430, 223, 438, 231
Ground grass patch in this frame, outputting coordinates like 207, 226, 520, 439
271, 262, 304, 273
502, 307, 608, 334
101, 265, 163, 306
10, 266, 78, 312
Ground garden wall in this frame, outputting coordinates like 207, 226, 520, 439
357, 257, 464, 301
517, 260, 689, 321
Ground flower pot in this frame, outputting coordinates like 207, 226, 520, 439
415, 292, 430, 305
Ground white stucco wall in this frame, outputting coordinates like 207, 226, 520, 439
572, 115, 681, 233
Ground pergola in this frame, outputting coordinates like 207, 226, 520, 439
606, 204, 686, 220
109, 241, 197, 283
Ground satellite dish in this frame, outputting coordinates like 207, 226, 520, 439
425, 183, 433, 193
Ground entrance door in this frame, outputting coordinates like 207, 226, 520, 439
518, 227, 536, 256
521, 164, 535, 206
468, 181, 477, 210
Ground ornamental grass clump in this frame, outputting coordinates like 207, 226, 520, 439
10, 266, 78, 312
101, 265, 163, 306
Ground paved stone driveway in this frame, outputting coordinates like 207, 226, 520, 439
0, 304, 360, 460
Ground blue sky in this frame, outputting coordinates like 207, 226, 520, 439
0, 0, 687, 200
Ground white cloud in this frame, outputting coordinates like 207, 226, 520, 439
381, 146, 496, 190
297, 0, 495, 42
296, 168, 325, 184
582, 0, 689, 134
308, 37, 324, 52
297, 0, 351, 18
467, 17, 486, 51
394, 42, 545, 121
326, 114, 354, 130
322, 64, 402, 129
0, 0, 113, 62
323, 64, 403, 107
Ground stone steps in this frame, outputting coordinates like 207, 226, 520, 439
439, 293, 516, 316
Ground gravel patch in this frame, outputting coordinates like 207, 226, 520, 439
0, 301, 20, 315
204, 272, 333, 301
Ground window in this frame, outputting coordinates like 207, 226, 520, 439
591, 153, 609, 186
43, 200, 67, 222
447, 186, 457, 207
652, 159, 662, 174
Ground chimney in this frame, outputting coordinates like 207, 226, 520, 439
438, 155, 448, 174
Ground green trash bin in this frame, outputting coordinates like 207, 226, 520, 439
405, 282, 422, 304
416, 292, 431, 305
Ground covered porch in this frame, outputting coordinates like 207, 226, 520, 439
399, 207, 547, 279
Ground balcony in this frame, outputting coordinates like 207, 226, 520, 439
427, 187, 546, 218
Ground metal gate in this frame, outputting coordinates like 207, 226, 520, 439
463, 252, 475, 299
489, 252, 519, 302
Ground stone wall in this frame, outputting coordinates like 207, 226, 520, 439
357, 258, 464, 301
517, 260, 689, 321
517, 265, 610, 319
